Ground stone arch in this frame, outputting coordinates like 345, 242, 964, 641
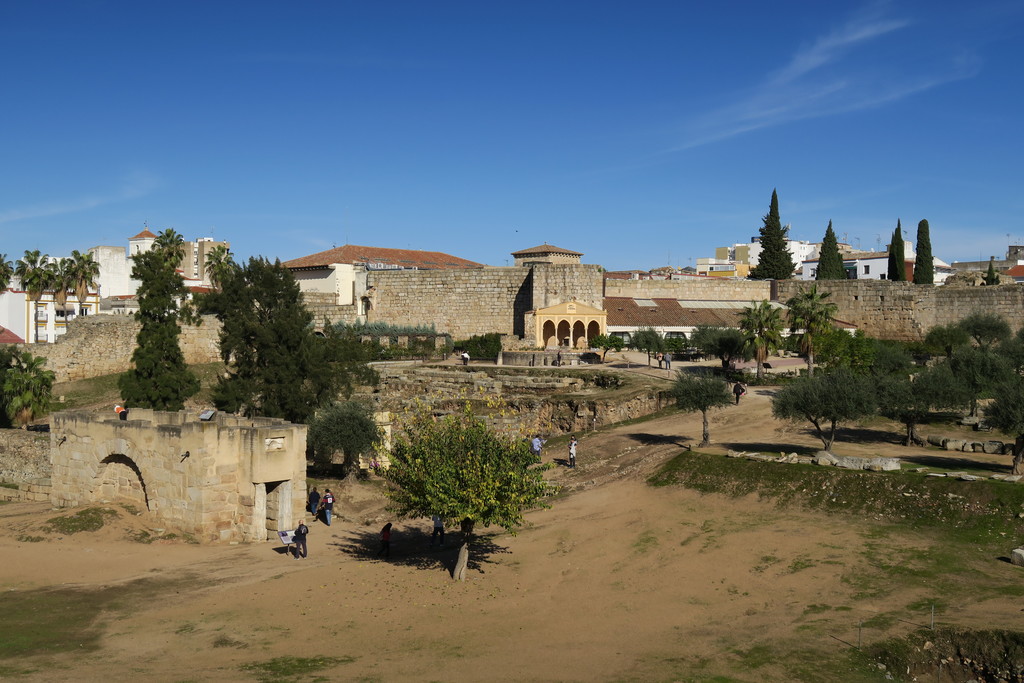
94, 453, 150, 510
542, 320, 557, 347
572, 321, 586, 348
587, 320, 601, 343
556, 320, 571, 347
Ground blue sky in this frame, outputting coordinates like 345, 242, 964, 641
2, 1, 1022, 271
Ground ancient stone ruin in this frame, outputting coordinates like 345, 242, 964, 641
49, 408, 307, 543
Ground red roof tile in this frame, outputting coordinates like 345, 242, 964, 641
282, 244, 483, 270
0, 326, 24, 344
1004, 265, 1024, 276
131, 229, 158, 239
605, 298, 748, 328
510, 244, 583, 257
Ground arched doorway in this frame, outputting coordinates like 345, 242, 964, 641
587, 320, 601, 342
542, 320, 557, 347
93, 454, 150, 509
556, 320, 571, 347
572, 321, 586, 348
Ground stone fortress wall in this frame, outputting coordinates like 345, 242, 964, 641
25, 314, 222, 383
603, 277, 771, 301
775, 280, 1024, 341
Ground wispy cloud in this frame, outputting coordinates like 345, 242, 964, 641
0, 172, 160, 225
674, 3, 981, 150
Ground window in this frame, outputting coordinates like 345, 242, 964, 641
863, 265, 870, 274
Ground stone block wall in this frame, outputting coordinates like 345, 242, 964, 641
50, 409, 306, 543
604, 277, 770, 301
302, 292, 360, 325
23, 314, 222, 383
0, 429, 51, 482
530, 264, 604, 310
775, 280, 1024, 341
368, 267, 532, 340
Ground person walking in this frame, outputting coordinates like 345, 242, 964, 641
663, 353, 672, 373
308, 487, 321, 519
461, 351, 470, 366
322, 488, 335, 526
293, 519, 309, 559
431, 515, 445, 547
530, 435, 546, 458
732, 381, 747, 405
378, 522, 392, 559
568, 436, 577, 468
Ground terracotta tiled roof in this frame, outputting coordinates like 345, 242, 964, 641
605, 298, 752, 328
510, 244, 583, 257
282, 244, 483, 270
131, 229, 158, 239
0, 326, 23, 344
1004, 265, 1024, 277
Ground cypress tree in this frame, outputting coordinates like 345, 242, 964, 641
912, 219, 934, 284
749, 189, 795, 280
118, 246, 199, 411
815, 220, 846, 280
886, 220, 906, 281
984, 258, 1000, 286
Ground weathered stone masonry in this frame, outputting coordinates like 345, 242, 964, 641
50, 409, 306, 543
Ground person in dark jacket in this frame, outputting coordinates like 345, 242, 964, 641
293, 520, 309, 559
308, 487, 321, 518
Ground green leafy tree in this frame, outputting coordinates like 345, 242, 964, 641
786, 285, 837, 377
924, 324, 971, 360
49, 257, 75, 315
912, 219, 934, 284
208, 257, 376, 424
984, 258, 1000, 286
869, 339, 913, 377
307, 400, 381, 474
771, 368, 876, 450
671, 372, 733, 447
15, 250, 54, 343
997, 335, 1024, 374
815, 328, 876, 372
739, 300, 784, 380
455, 333, 502, 360
946, 346, 1010, 417
815, 221, 846, 280
630, 327, 665, 366
877, 365, 958, 446
690, 326, 750, 370
383, 399, 554, 580
749, 189, 795, 280
590, 334, 624, 361
3, 351, 55, 428
118, 243, 199, 411
982, 377, 1024, 475
70, 250, 100, 313
957, 312, 1011, 350
887, 220, 906, 281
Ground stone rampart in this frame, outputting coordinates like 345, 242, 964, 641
0, 429, 51, 482
530, 264, 604, 310
368, 267, 532, 340
23, 314, 222, 383
604, 278, 770, 301
302, 292, 360, 325
775, 281, 1024, 340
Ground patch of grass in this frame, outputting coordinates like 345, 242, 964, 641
0, 482, 19, 490
175, 623, 197, 635
803, 604, 832, 615
43, 507, 118, 534
632, 530, 658, 553
787, 557, 816, 573
16, 534, 45, 543
752, 554, 780, 573
119, 503, 141, 515
239, 655, 356, 682
861, 613, 897, 629
212, 635, 248, 649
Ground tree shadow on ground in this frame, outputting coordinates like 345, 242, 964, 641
327, 526, 510, 578
897, 454, 1010, 474
718, 441, 818, 455
625, 432, 692, 448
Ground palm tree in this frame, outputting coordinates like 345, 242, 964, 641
0, 253, 13, 292
786, 285, 838, 377
70, 250, 100, 314
739, 300, 784, 381
14, 250, 54, 343
3, 351, 55, 427
204, 244, 236, 291
153, 228, 186, 265
49, 257, 76, 317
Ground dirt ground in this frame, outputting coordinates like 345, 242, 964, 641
3, 366, 1023, 682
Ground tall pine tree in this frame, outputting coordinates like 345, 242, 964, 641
749, 189, 795, 280
912, 219, 934, 284
815, 220, 846, 280
118, 242, 199, 411
886, 220, 906, 281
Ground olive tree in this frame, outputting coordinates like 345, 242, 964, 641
983, 377, 1024, 475
771, 369, 876, 450
307, 400, 381, 475
671, 372, 733, 447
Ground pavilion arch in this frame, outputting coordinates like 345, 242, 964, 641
532, 301, 607, 349
94, 453, 150, 510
